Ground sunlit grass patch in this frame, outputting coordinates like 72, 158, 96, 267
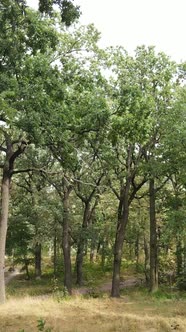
6, 272, 61, 297
1, 296, 186, 332
4, 266, 186, 332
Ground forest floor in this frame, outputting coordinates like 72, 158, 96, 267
2, 269, 186, 332
72, 276, 143, 295
4, 267, 143, 294
4, 268, 21, 285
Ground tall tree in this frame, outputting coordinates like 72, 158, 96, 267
104, 46, 178, 297
38, 0, 80, 25
74, 164, 104, 286
0, 1, 60, 303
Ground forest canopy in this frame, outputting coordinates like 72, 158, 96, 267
0, 0, 186, 305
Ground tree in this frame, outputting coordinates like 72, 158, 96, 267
0, 1, 60, 303
73, 162, 104, 286
38, 0, 80, 25
103, 46, 178, 297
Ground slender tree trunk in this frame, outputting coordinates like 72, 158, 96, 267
183, 239, 186, 290
173, 187, 183, 283
129, 241, 133, 260
89, 250, 94, 263
149, 178, 158, 292
0, 137, 27, 303
90, 239, 96, 263
176, 240, 182, 278
53, 229, 57, 277
111, 142, 146, 298
111, 185, 130, 297
62, 187, 72, 294
35, 242, 42, 279
90, 231, 97, 263
24, 257, 30, 280
101, 238, 108, 269
97, 241, 101, 255
76, 244, 84, 285
111, 144, 137, 298
111, 209, 129, 297
144, 236, 150, 285
0, 172, 10, 304
76, 203, 90, 286
135, 233, 140, 271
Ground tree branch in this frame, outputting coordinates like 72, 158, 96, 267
9, 141, 28, 170
129, 178, 147, 205
154, 176, 170, 193
11, 167, 62, 176
0, 145, 6, 152
108, 179, 120, 200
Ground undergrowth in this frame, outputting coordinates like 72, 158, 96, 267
18, 318, 53, 332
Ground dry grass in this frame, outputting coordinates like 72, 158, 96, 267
0, 294, 186, 332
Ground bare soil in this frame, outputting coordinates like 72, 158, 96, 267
72, 276, 144, 295
4, 268, 21, 285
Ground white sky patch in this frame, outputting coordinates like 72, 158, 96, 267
27, 0, 186, 62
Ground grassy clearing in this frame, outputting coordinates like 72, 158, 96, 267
6, 273, 55, 297
3, 263, 186, 332
2, 285, 186, 332
1, 295, 186, 332
6, 261, 113, 298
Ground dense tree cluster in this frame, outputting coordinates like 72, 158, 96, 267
0, 0, 186, 303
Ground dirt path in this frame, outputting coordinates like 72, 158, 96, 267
73, 276, 144, 295
4, 268, 21, 285
4, 268, 144, 296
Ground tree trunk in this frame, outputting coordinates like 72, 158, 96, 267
90, 241, 96, 263
149, 178, 158, 292
35, 242, 42, 279
176, 240, 182, 278
76, 243, 84, 285
111, 209, 129, 297
0, 136, 27, 303
53, 229, 57, 277
62, 187, 72, 294
183, 239, 186, 290
135, 233, 140, 271
101, 240, 107, 269
90, 233, 97, 263
111, 183, 130, 297
0, 172, 10, 304
24, 257, 30, 280
144, 236, 150, 285
76, 203, 90, 286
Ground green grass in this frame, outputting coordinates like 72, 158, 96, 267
1, 293, 186, 332
3, 260, 186, 332
81, 260, 113, 287
120, 284, 186, 301
6, 273, 59, 297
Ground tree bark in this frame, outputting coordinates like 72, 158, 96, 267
183, 239, 186, 290
53, 228, 57, 277
74, 181, 100, 286
24, 257, 30, 280
111, 179, 130, 297
35, 242, 42, 279
149, 178, 158, 292
62, 186, 72, 294
90, 237, 97, 263
76, 202, 90, 286
0, 171, 10, 303
144, 236, 150, 285
111, 144, 143, 298
176, 240, 182, 278
0, 136, 27, 303
135, 232, 140, 271
101, 238, 109, 269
